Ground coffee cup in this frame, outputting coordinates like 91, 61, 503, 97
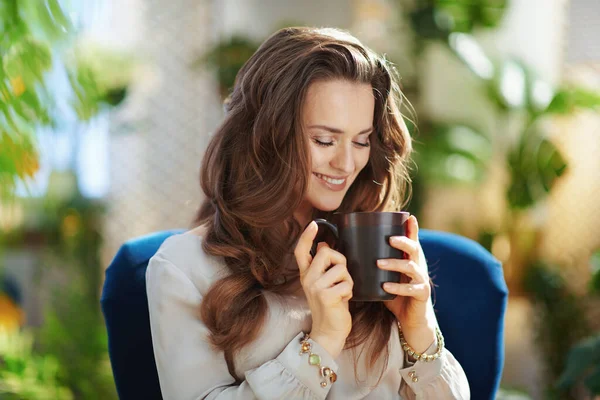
310, 211, 410, 301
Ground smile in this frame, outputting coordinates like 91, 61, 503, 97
313, 173, 349, 192
314, 173, 347, 185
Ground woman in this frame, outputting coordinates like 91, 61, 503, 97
146, 27, 470, 399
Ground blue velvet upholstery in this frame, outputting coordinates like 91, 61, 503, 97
101, 229, 507, 399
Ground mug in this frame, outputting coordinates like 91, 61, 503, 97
310, 211, 410, 301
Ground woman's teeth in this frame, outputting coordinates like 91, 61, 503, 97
314, 173, 345, 185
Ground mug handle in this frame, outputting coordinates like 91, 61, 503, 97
310, 219, 339, 257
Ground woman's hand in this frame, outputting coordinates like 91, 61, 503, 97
294, 221, 353, 359
378, 216, 437, 354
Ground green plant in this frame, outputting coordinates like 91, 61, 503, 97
0, 0, 135, 199
193, 35, 260, 98
523, 263, 591, 399
557, 334, 600, 396
0, 329, 73, 400
0, 0, 62, 198
555, 250, 600, 396
393, 2, 600, 397
1, 1, 133, 398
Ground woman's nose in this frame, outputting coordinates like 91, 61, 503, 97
330, 144, 354, 174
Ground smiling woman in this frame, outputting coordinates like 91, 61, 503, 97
298, 80, 374, 219
145, 26, 470, 399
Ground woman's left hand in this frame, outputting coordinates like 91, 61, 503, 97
378, 216, 437, 353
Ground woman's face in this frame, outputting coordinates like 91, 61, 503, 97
300, 79, 374, 215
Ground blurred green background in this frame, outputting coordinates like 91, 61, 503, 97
1, 0, 599, 399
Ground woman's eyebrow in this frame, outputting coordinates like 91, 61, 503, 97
308, 125, 373, 135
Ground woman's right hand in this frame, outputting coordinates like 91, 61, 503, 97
294, 221, 354, 359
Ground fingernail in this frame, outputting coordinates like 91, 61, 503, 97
391, 236, 402, 243
377, 259, 388, 266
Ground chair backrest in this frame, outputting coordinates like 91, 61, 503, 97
101, 229, 507, 400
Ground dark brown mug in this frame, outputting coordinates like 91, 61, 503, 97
310, 211, 410, 301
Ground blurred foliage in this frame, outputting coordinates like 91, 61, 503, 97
523, 263, 591, 400
396, 1, 600, 397
0, 329, 73, 400
413, 123, 493, 184
555, 248, 600, 396
193, 35, 260, 98
557, 334, 600, 396
1, 189, 117, 399
0, 0, 134, 199
67, 40, 135, 120
400, 0, 599, 215
409, 0, 508, 39
0, 0, 132, 398
0, 0, 67, 198
37, 289, 116, 400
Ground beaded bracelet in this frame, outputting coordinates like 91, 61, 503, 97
397, 321, 445, 362
299, 333, 338, 388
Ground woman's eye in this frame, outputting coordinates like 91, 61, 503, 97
314, 139, 334, 147
353, 141, 370, 148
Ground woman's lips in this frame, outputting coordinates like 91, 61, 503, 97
313, 172, 348, 191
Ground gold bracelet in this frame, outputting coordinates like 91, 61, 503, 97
299, 333, 338, 388
397, 321, 445, 362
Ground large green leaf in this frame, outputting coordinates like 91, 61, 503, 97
506, 125, 567, 210
546, 87, 600, 114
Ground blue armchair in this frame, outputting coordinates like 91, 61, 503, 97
101, 229, 507, 399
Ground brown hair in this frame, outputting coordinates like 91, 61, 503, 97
196, 27, 413, 385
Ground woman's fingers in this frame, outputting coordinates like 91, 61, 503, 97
294, 221, 318, 276
323, 280, 353, 303
406, 215, 419, 242
377, 259, 424, 283
389, 216, 422, 260
315, 264, 353, 290
382, 282, 430, 301
389, 235, 419, 260
303, 246, 346, 285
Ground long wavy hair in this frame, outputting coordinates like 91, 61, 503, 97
195, 27, 413, 385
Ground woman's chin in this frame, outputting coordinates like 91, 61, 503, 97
311, 200, 343, 213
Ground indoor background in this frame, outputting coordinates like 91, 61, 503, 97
1, 0, 599, 399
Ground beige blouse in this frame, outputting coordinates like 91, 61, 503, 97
146, 233, 470, 400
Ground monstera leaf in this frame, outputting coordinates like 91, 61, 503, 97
506, 125, 567, 210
